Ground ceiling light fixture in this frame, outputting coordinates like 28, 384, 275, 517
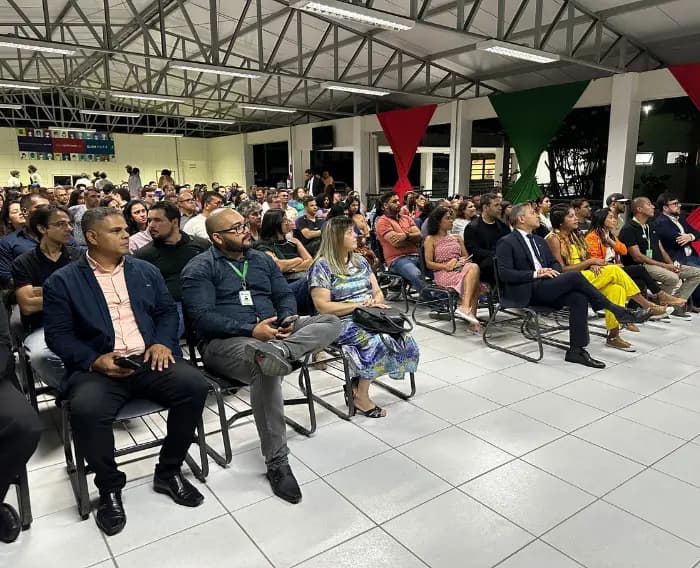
80, 109, 141, 118
476, 39, 560, 64
49, 127, 96, 133
321, 81, 390, 96
111, 91, 186, 104
291, 0, 414, 32
0, 80, 42, 90
0, 35, 77, 56
0, 103, 22, 110
170, 61, 262, 79
184, 117, 236, 125
143, 133, 184, 138
238, 103, 298, 114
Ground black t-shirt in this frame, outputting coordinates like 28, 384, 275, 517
134, 233, 210, 300
295, 215, 323, 247
464, 217, 510, 264
618, 219, 663, 265
255, 239, 305, 281
12, 245, 81, 331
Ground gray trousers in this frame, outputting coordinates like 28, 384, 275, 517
644, 264, 700, 299
202, 314, 342, 468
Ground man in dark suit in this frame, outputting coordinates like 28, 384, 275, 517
304, 169, 324, 198
496, 202, 650, 368
43, 207, 209, 537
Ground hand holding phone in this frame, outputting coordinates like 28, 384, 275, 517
114, 356, 142, 371
274, 314, 299, 329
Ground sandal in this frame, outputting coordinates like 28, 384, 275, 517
352, 403, 385, 418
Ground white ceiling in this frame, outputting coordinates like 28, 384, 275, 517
0, 0, 696, 134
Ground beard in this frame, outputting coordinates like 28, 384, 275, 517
219, 235, 251, 253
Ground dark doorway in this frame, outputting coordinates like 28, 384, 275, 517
253, 142, 288, 187
310, 150, 354, 190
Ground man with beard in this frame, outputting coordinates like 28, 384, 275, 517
181, 208, 342, 504
134, 201, 209, 335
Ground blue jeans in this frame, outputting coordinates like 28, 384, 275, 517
23, 328, 65, 391
388, 254, 426, 293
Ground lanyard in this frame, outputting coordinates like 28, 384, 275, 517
226, 260, 248, 289
632, 217, 650, 248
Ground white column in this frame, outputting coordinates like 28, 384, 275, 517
420, 152, 433, 191
352, 116, 372, 198
604, 72, 641, 201
449, 100, 473, 195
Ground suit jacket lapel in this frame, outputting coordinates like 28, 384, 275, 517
514, 231, 535, 269
78, 258, 113, 333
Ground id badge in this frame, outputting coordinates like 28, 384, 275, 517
645, 248, 653, 258
239, 290, 254, 306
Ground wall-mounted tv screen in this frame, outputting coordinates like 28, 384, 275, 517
312, 125, 334, 150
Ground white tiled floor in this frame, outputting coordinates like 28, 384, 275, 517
7, 308, 700, 567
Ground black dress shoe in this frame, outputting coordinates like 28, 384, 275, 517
267, 464, 302, 504
0, 503, 21, 543
565, 348, 606, 369
153, 471, 204, 507
95, 491, 126, 536
617, 307, 652, 324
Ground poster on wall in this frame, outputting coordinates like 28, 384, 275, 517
16, 128, 115, 161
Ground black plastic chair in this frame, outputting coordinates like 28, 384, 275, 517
12, 467, 32, 530
183, 319, 318, 468
483, 257, 571, 362
411, 243, 460, 335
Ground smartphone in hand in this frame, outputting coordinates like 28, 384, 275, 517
114, 356, 142, 371
273, 314, 299, 328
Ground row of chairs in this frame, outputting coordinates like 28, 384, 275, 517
13, 314, 416, 523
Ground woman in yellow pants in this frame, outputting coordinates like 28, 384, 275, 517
546, 206, 667, 351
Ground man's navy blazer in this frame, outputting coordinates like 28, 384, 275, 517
495, 230, 562, 307
43, 254, 181, 382
653, 214, 700, 264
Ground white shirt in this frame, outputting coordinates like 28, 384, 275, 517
516, 228, 543, 276
539, 213, 552, 231
6, 176, 20, 188
183, 214, 210, 241
75, 177, 91, 188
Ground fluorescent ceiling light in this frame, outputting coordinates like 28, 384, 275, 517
322, 81, 390, 96
477, 39, 559, 64
111, 91, 186, 104
0, 103, 22, 110
80, 109, 141, 118
143, 133, 184, 138
49, 127, 96, 133
185, 117, 236, 125
238, 103, 297, 114
291, 0, 414, 32
170, 61, 262, 79
0, 80, 41, 90
0, 35, 77, 56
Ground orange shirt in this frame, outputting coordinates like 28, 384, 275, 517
376, 214, 419, 266
584, 231, 627, 262
87, 253, 146, 356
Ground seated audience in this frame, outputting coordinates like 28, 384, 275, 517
177, 190, 197, 229
606, 193, 629, 236
463, 192, 511, 285
0, 193, 50, 286
309, 217, 418, 418
0, 306, 41, 544
278, 189, 298, 221
295, 196, 323, 255
12, 205, 80, 388
496, 202, 650, 368
546, 206, 663, 351
619, 197, 700, 317
375, 191, 426, 295
572, 198, 592, 232
43, 207, 209, 536
585, 208, 684, 314
125, 199, 152, 253
184, 191, 223, 241
317, 194, 331, 219
450, 198, 477, 237
424, 206, 482, 332
256, 209, 313, 315
500, 200, 513, 227
262, 189, 281, 214
100, 196, 121, 210
0, 197, 25, 238
70, 186, 100, 248
140, 186, 157, 208
54, 186, 69, 207
181, 208, 341, 503
655, 194, 700, 310
534, 194, 551, 237
135, 201, 210, 336
68, 188, 85, 208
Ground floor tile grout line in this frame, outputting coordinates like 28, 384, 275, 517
286, 525, 380, 568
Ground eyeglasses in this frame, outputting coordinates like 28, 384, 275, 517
667, 201, 681, 206
48, 221, 73, 229
179, 198, 194, 203
215, 222, 249, 235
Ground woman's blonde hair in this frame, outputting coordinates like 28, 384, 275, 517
313, 216, 361, 275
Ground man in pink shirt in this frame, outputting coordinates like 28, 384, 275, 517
43, 207, 209, 537
375, 191, 426, 295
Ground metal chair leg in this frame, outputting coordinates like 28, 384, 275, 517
15, 467, 32, 530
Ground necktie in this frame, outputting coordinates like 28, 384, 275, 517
527, 233, 545, 266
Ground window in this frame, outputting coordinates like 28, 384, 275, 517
635, 152, 654, 166
471, 154, 496, 180
666, 152, 688, 165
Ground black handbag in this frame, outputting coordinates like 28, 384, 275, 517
352, 306, 413, 337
